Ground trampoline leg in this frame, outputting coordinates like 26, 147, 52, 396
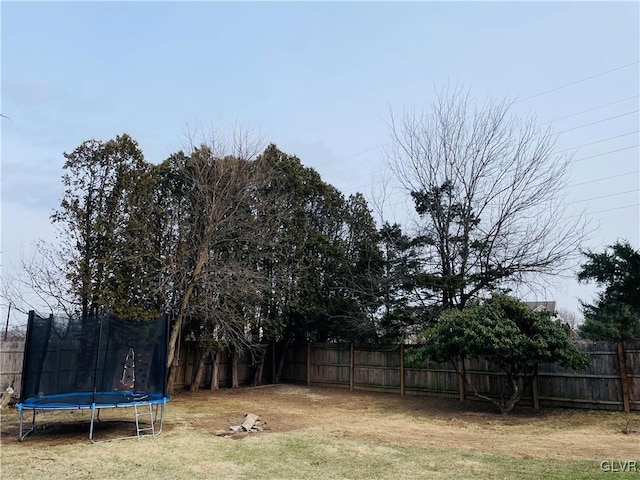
18, 408, 36, 441
151, 403, 162, 436
89, 404, 97, 443
156, 403, 165, 436
18, 406, 24, 441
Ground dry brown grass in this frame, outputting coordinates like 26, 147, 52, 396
1, 384, 638, 479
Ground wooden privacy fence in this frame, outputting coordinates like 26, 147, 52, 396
171, 342, 274, 390
3, 339, 639, 411
280, 341, 640, 412
0, 341, 24, 396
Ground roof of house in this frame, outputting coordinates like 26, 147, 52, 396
523, 301, 557, 313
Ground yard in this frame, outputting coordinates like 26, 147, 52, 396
1, 384, 638, 479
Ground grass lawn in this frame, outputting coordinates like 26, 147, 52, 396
1, 384, 638, 479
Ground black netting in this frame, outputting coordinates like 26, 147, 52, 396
20, 311, 168, 404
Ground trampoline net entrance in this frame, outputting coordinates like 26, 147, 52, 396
17, 311, 170, 443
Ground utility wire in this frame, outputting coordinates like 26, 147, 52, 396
567, 189, 639, 206
567, 171, 639, 188
311, 67, 640, 194
340, 142, 639, 196
332, 110, 638, 172
555, 110, 639, 135
570, 145, 639, 164
338, 113, 639, 189
540, 95, 640, 125
567, 203, 639, 219
555, 131, 639, 154
312, 99, 639, 177
381, 187, 640, 212
514, 61, 640, 103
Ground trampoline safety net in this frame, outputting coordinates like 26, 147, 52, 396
17, 311, 169, 442
20, 312, 169, 404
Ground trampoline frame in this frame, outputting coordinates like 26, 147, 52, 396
18, 392, 168, 443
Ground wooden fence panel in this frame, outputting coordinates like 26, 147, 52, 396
0, 341, 24, 396
173, 344, 263, 390
532, 341, 640, 409
402, 347, 459, 397
309, 343, 350, 387
281, 343, 307, 384
279, 341, 640, 411
352, 348, 401, 391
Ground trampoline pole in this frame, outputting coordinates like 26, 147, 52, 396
158, 402, 165, 435
93, 314, 104, 406
89, 404, 97, 443
18, 405, 23, 441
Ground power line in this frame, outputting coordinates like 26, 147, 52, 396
307, 64, 640, 180
555, 110, 640, 135
567, 171, 639, 188
334, 143, 388, 162
567, 203, 639, 219
340, 141, 639, 196
335, 113, 639, 190
311, 102, 639, 179
570, 145, 639, 164
566, 189, 639, 206
555, 131, 639, 154
541, 95, 640, 125
335, 111, 639, 169
514, 61, 640, 103
308, 88, 640, 195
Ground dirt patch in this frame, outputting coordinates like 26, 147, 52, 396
168, 384, 639, 460
2, 384, 638, 461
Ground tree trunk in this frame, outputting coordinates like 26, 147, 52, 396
166, 244, 211, 370
452, 359, 526, 415
275, 339, 291, 383
167, 363, 178, 395
190, 347, 210, 392
231, 350, 239, 388
253, 352, 265, 387
209, 350, 221, 390
617, 342, 631, 414
503, 376, 524, 414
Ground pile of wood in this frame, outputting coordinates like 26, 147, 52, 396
0, 387, 15, 410
215, 413, 267, 437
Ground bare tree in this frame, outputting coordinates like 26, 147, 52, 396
0, 240, 77, 319
556, 307, 583, 332
386, 87, 590, 311
163, 128, 276, 392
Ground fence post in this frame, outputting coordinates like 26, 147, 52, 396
306, 343, 311, 387
532, 365, 540, 410
400, 344, 405, 396
349, 344, 354, 391
617, 342, 631, 413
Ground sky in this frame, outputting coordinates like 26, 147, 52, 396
1, 0, 639, 328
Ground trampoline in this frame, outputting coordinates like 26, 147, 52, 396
17, 311, 170, 443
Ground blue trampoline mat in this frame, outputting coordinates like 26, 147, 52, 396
18, 391, 168, 410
